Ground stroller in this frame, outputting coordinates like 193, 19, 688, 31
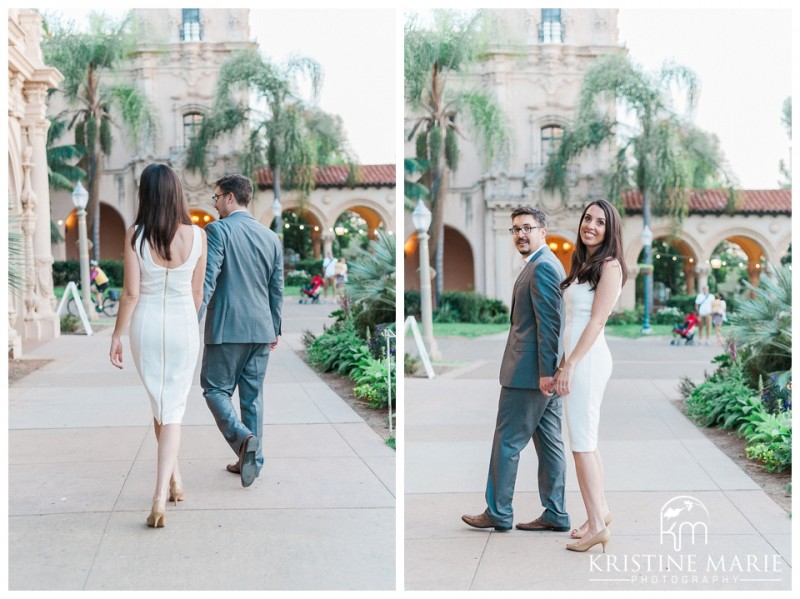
671, 313, 699, 345
299, 275, 323, 304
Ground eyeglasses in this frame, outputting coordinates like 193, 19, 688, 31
508, 225, 542, 236
211, 192, 228, 204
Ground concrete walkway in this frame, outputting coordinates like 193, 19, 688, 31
405, 332, 791, 591
8, 300, 395, 590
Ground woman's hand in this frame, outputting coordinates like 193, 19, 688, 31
555, 362, 575, 397
110, 335, 124, 369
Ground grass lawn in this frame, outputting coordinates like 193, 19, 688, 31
430, 321, 673, 340
433, 322, 509, 338
605, 323, 673, 338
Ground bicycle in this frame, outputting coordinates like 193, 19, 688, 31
66, 287, 120, 318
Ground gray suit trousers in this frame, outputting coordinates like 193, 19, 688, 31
201, 343, 270, 473
485, 386, 569, 529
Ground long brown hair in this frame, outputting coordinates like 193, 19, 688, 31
561, 199, 628, 291
131, 163, 191, 261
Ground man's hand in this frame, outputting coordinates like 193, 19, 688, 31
269, 336, 280, 351
539, 376, 555, 394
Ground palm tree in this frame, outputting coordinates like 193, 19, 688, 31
46, 116, 86, 243
186, 48, 349, 213
347, 230, 396, 332
405, 10, 509, 301
42, 11, 156, 260
779, 96, 791, 188
544, 53, 728, 331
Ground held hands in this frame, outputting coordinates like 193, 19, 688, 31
539, 376, 555, 395
553, 363, 575, 397
110, 335, 124, 369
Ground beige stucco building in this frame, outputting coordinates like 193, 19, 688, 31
8, 9, 64, 357
48, 8, 396, 264
403, 8, 791, 311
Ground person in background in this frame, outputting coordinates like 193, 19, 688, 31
323, 251, 337, 302
711, 293, 727, 347
694, 286, 714, 345
90, 260, 110, 311
334, 257, 348, 301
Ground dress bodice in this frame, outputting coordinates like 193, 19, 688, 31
136, 226, 201, 298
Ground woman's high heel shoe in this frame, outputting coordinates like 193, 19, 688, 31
146, 500, 166, 528
570, 513, 612, 539
566, 527, 610, 553
168, 480, 185, 505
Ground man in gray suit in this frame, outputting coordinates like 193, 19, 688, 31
199, 174, 283, 488
462, 206, 569, 531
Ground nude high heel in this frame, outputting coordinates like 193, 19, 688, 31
146, 500, 166, 528
566, 527, 610, 553
570, 513, 612, 539
168, 480, 185, 505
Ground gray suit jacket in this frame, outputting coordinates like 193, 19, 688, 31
499, 245, 565, 389
199, 211, 283, 345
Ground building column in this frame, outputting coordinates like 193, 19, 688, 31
23, 83, 59, 340
321, 230, 335, 258
487, 207, 515, 307
620, 263, 638, 310
694, 264, 711, 294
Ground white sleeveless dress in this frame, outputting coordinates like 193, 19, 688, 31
562, 279, 620, 452
129, 226, 202, 425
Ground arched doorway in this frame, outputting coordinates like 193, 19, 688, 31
329, 207, 384, 256
404, 225, 475, 292
545, 235, 574, 272
64, 203, 126, 260
190, 208, 215, 229
271, 209, 325, 264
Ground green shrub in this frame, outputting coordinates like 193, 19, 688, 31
685, 358, 756, 429
746, 440, 792, 473
294, 258, 324, 276
404, 290, 421, 318
607, 309, 639, 325
306, 320, 363, 374
60, 315, 80, 333
653, 306, 683, 325
433, 291, 509, 324
285, 270, 310, 287
666, 294, 697, 316
53, 259, 123, 287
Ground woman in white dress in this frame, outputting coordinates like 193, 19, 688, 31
553, 199, 627, 553
110, 163, 207, 528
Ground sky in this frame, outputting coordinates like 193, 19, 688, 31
617, 8, 792, 190
22, 6, 795, 188
38, 6, 397, 166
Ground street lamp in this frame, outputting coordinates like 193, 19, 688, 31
412, 199, 439, 360
71, 181, 96, 320
640, 224, 654, 334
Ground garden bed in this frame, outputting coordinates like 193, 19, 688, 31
673, 398, 791, 514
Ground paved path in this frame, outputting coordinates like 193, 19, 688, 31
8, 300, 395, 590
405, 332, 791, 591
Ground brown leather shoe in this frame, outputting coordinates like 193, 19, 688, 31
461, 512, 510, 532
226, 463, 240, 474
516, 516, 570, 532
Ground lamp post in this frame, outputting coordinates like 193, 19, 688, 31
640, 224, 654, 334
272, 197, 283, 244
412, 200, 439, 360
72, 181, 96, 320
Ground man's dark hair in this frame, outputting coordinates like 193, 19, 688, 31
510, 205, 547, 228
215, 174, 253, 206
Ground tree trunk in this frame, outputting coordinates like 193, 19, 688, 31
86, 152, 101, 262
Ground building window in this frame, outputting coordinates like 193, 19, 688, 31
181, 9, 202, 41
541, 125, 564, 164
539, 9, 563, 43
183, 112, 203, 147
